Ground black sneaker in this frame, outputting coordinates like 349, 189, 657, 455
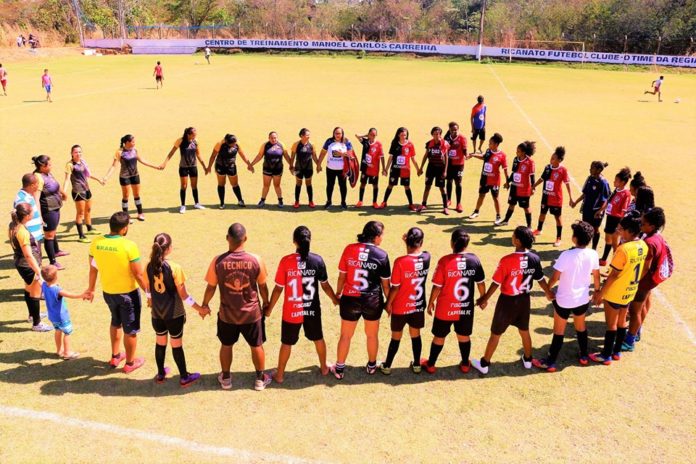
257, 199, 265, 207
324, 202, 332, 210
238, 200, 246, 208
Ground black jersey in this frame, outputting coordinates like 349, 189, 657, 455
179, 139, 198, 168
147, 261, 186, 320
274, 252, 328, 323
263, 142, 284, 170
216, 142, 238, 169
294, 141, 314, 171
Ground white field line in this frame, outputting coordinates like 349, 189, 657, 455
1, 405, 325, 464
486, 64, 696, 347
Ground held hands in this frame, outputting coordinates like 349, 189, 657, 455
475, 297, 487, 309
194, 303, 211, 319
316, 165, 322, 173
545, 290, 555, 301
381, 169, 387, 177
427, 302, 434, 316
504, 182, 510, 190
247, 163, 255, 173
60, 191, 68, 200
385, 302, 392, 316
591, 292, 603, 306
417, 169, 423, 177
158, 163, 166, 170
262, 303, 272, 318
82, 290, 94, 303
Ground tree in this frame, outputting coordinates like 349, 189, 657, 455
166, 0, 220, 35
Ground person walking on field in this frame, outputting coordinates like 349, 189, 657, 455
153, 61, 163, 89
0, 63, 8, 96
85, 211, 150, 374
202, 223, 275, 391
41, 68, 52, 102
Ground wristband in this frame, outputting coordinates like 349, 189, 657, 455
184, 295, 196, 307
145, 292, 152, 298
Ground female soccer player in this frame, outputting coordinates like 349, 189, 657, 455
627, 171, 648, 213
153, 61, 163, 89
266, 226, 339, 383
146, 233, 209, 387
570, 161, 611, 250
0, 63, 7, 96
249, 131, 292, 207
207, 134, 252, 209
469, 133, 509, 223
317, 127, 353, 209
41, 68, 52, 102
355, 128, 385, 208
420, 228, 486, 374
102, 134, 161, 222
380, 227, 431, 374
532, 146, 574, 247
331, 221, 391, 379
623, 207, 670, 352
161, 127, 207, 214
472, 227, 554, 375
444, 122, 468, 212
9, 203, 50, 332
499, 141, 535, 227
589, 211, 647, 365
532, 221, 600, 372
62, 145, 103, 243
633, 186, 655, 214
596, 167, 632, 266
33, 155, 68, 269
290, 128, 319, 208
416, 126, 449, 214
378, 127, 418, 210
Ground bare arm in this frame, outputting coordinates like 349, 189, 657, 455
195, 144, 206, 169
385, 285, 399, 316
136, 152, 160, 170
426, 285, 441, 315
283, 147, 292, 168
565, 182, 574, 205
162, 138, 181, 167
381, 278, 390, 298
320, 280, 339, 306
207, 142, 220, 171
21, 243, 41, 277
249, 144, 265, 167
258, 281, 269, 307
317, 148, 327, 169
289, 142, 298, 168
103, 155, 119, 182
547, 269, 562, 291
265, 285, 284, 317
336, 272, 346, 296
130, 260, 149, 292
475, 282, 487, 308
59, 288, 88, 300
476, 282, 499, 307
174, 282, 209, 318
202, 284, 217, 308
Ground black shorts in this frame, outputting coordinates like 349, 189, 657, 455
72, 190, 92, 202
446, 164, 464, 182
491, 294, 530, 335
217, 316, 266, 347
431, 315, 474, 338
215, 164, 237, 177
152, 315, 186, 339
388, 171, 410, 187
179, 166, 198, 178
104, 289, 142, 335
604, 215, 621, 234
263, 163, 283, 177
540, 202, 562, 217
42, 210, 60, 232
339, 294, 383, 322
156, 76, 163, 82
553, 300, 589, 319
633, 277, 658, 303
295, 168, 313, 179
16, 266, 36, 285
390, 311, 425, 332
582, 211, 604, 230
360, 172, 379, 185
606, 300, 628, 310
478, 183, 500, 198
508, 193, 530, 208
281, 317, 323, 345
472, 128, 486, 142
425, 165, 446, 188
119, 175, 140, 186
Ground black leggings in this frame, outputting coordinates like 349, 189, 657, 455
326, 168, 347, 205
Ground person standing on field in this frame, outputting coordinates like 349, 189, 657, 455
471, 95, 487, 153
153, 61, 163, 89
205, 47, 211, 64
202, 223, 274, 391
41, 68, 52, 102
0, 63, 8, 96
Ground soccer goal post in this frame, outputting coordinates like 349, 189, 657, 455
506, 39, 586, 63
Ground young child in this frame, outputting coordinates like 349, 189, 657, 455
589, 211, 647, 365
533, 146, 574, 247
472, 227, 554, 375
532, 221, 600, 372
469, 133, 508, 223
499, 140, 536, 227
597, 167, 632, 266
570, 161, 611, 250
41, 265, 84, 359
41, 68, 52, 102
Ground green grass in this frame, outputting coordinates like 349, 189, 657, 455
0, 53, 695, 463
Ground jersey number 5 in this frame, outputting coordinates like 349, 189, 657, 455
353, 269, 369, 291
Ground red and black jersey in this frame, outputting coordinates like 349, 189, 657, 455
606, 188, 631, 218
510, 156, 535, 197
444, 133, 467, 166
359, 139, 383, 177
425, 139, 449, 168
432, 253, 485, 321
492, 251, 544, 296
540, 165, 569, 207
389, 141, 416, 178
479, 149, 508, 187
338, 243, 391, 297
274, 252, 329, 323
390, 252, 431, 315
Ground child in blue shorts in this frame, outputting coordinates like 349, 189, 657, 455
41, 265, 86, 359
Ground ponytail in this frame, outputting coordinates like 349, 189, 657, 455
147, 233, 171, 277
120, 134, 134, 150
451, 227, 470, 253
357, 221, 384, 244
32, 155, 49, 172
182, 127, 195, 143
591, 161, 608, 172
9, 203, 32, 239
293, 226, 311, 259
405, 227, 424, 249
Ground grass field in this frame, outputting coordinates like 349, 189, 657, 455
1, 51, 695, 463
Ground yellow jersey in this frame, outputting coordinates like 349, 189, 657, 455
605, 239, 648, 305
89, 234, 141, 294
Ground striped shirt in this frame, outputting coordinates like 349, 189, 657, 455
13, 189, 44, 242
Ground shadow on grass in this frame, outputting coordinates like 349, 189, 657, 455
0, 288, 26, 304
0, 317, 31, 333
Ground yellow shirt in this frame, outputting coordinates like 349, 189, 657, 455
605, 239, 648, 305
89, 234, 141, 294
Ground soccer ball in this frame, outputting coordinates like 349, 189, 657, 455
674, 98, 681, 103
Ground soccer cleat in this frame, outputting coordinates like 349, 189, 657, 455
372, 202, 379, 209
53, 262, 65, 270
219, 204, 225, 209
180, 372, 201, 388
419, 358, 436, 374
532, 358, 557, 373
123, 357, 145, 374
78, 236, 90, 243
218, 372, 232, 390
471, 358, 489, 375
553, 239, 562, 247
365, 363, 377, 375
447, 200, 452, 207
494, 217, 505, 226
340, 202, 347, 209
308, 202, 316, 208
378, 363, 391, 375
521, 356, 532, 369
62, 352, 80, 360
578, 356, 590, 366
588, 352, 612, 365
532, 229, 541, 236
409, 361, 421, 374
459, 360, 471, 374
55, 250, 70, 257
355, 201, 363, 208
136, 214, 145, 222
254, 371, 274, 391
179, 205, 186, 214
31, 322, 52, 332
456, 204, 463, 213
621, 342, 635, 352
278, 200, 284, 208
293, 202, 300, 209
329, 364, 344, 380
375, 202, 387, 209
611, 352, 621, 361
323, 202, 332, 210
193, 203, 205, 210
86, 228, 99, 235
599, 259, 607, 267
415, 204, 426, 213
238, 200, 246, 208
408, 204, 418, 212
468, 211, 479, 219
108, 352, 126, 369
443, 208, 449, 215
257, 199, 266, 207
154, 367, 171, 384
